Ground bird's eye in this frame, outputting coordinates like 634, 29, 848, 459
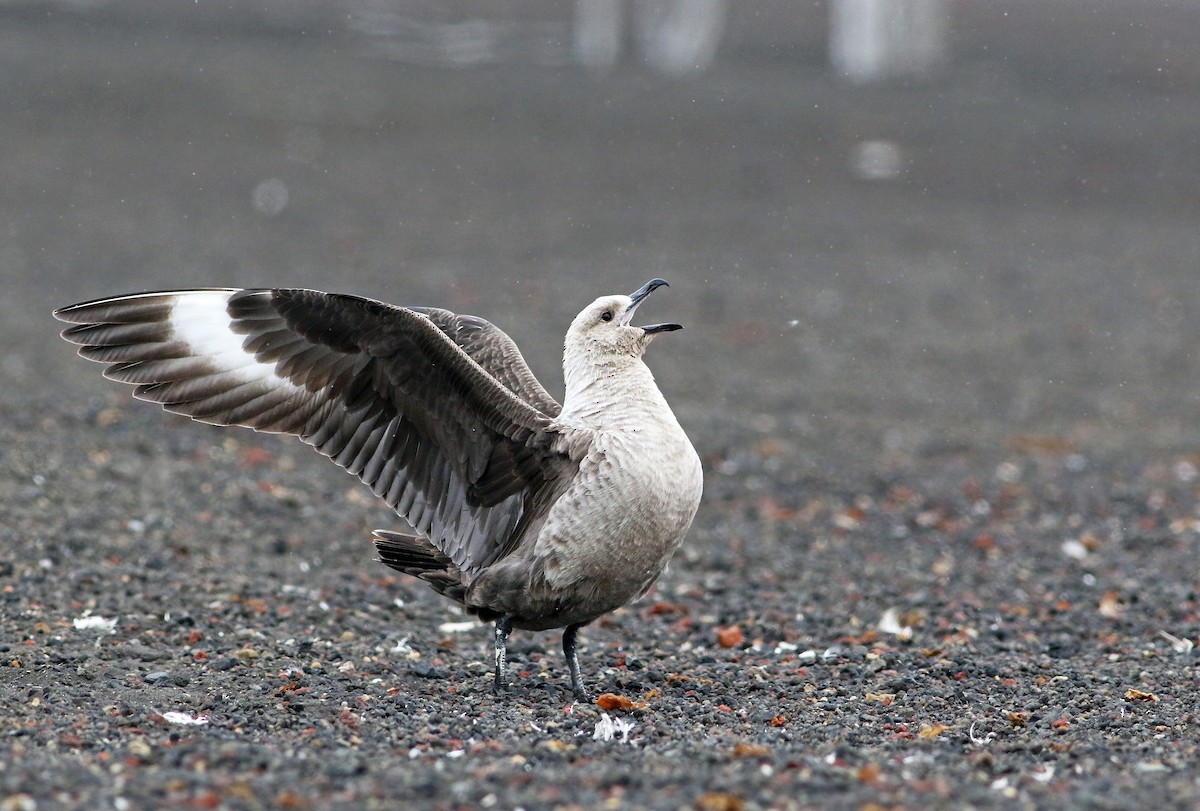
600, 311, 614, 322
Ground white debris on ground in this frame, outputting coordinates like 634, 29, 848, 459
72, 614, 117, 633
160, 711, 209, 726
592, 713, 635, 743
877, 607, 914, 642
1157, 630, 1194, 654
1061, 539, 1089, 560
437, 620, 478, 634
388, 636, 414, 655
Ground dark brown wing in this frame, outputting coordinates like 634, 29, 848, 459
410, 307, 562, 417
54, 288, 579, 578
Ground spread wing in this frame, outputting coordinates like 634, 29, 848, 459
54, 288, 580, 578
410, 307, 562, 418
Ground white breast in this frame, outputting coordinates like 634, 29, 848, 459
535, 418, 702, 595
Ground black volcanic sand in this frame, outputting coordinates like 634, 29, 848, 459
4, 5, 1200, 810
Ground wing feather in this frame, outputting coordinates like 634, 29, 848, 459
410, 307, 562, 417
55, 288, 580, 578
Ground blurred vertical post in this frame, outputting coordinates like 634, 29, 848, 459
829, 0, 949, 82
574, 0, 726, 75
574, 0, 624, 73
633, 0, 726, 76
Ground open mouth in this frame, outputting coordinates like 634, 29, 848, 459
622, 278, 682, 333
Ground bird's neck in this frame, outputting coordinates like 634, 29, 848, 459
560, 355, 666, 428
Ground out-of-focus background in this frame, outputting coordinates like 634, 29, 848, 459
5, 0, 1200, 487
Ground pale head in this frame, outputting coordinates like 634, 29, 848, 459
564, 279, 682, 364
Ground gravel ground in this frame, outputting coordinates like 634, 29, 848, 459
4, 4, 1200, 810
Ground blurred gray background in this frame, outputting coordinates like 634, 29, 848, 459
4, 0, 1200, 484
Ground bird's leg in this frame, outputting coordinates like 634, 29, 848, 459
493, 615, 513, 694
562, 623, 589, 703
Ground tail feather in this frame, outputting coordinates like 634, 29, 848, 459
373, 529, 452, 570
372, 529, 470, 606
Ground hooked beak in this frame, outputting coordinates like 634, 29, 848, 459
622, 278, 683, 334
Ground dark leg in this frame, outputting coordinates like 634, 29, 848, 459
493, 616, 513, 694
562, 623, 589, 702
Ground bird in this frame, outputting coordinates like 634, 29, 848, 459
54, 279, 703, 701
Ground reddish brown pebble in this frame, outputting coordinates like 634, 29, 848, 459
716, 626, 744, 648
596, 693, 638, 711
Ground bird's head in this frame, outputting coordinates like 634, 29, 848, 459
564, 279, 681, 363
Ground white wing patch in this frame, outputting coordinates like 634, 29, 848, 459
167, 291, 304, 396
